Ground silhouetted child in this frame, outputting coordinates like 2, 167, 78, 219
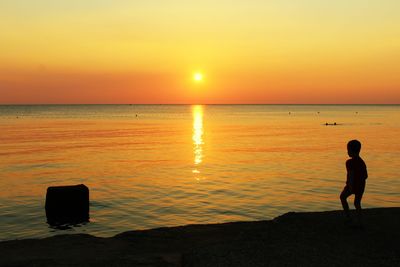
340, 140, 368, 226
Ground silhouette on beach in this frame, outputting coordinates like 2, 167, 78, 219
340, 140, 368, 226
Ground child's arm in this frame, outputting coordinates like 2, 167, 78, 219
346, 160, 355, 191
348, 170, 354, 192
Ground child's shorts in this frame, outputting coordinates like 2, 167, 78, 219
343, 180, 366, 197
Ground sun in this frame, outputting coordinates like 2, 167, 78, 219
193, 72, 203, 82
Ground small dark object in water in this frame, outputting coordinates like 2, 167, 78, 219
325, 122, 339, 126
289, 112, 291, 115
45, 184, 89, 226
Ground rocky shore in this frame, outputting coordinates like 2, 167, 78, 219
1, 207, 399, 266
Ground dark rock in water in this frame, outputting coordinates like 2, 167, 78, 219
45, 184, 89, 225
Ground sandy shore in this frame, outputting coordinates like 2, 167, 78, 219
1, 207, 399, 266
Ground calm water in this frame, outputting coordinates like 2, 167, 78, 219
0, 105, 399, 241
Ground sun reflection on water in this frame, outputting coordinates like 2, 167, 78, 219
192, 105, 204, 178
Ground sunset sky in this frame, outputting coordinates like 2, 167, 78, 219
1, 0, 399, 104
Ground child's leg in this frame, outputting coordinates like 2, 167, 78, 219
354, 193, 362, 211
353, 181, 365, 225
354, 192, 364, 225
340, 186, 352, 217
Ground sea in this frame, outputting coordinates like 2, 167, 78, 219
0, 105, 399, 241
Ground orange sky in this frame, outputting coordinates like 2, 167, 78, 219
1, 1, 400, 104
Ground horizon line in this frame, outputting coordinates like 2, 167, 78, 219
0, 103, 399, 106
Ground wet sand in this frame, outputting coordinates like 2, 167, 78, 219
1, 207, 399, 266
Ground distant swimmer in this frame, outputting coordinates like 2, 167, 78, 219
136, 114, 138, 118
325, 122, 340, 126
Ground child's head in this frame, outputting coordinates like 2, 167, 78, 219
347, 139, 361, 157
